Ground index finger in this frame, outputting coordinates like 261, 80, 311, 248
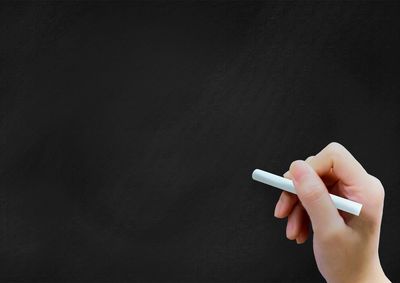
308, 142, 368, 186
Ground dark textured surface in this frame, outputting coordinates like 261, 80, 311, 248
1, 2, 399, 282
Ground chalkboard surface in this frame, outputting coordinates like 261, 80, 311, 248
1, 2, 399, 282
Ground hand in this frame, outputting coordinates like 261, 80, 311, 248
274, 142, 391, 283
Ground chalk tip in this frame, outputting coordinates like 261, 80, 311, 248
252, 169, 260, 180
355, 204, 363, 216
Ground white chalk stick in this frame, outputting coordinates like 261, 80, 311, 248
252, 169, 362, 216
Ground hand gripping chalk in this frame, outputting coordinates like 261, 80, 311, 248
252, 169, 362, 216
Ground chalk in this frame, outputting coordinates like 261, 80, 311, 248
252, 169, 362, 216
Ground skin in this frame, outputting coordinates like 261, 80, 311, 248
274, 142, 391, 283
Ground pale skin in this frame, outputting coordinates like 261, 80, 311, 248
274, 142, 391, 283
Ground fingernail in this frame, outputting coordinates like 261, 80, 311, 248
274, 200, 282, 217
296, 238, 300, 244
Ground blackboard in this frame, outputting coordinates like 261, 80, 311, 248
1, 2, 399, 282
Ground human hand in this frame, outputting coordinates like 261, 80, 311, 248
274, 142, 391, 283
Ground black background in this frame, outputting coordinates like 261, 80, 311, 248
1, 2, 399, 282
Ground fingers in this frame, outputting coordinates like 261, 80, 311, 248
278, 171, 309, 244
289, 160, 345, 236
276, 146, 353, 241
307, 142, 368, 186
274, 171, 298, 219
286, 202, 309, 244
274, 191, 298, 218
274, 157, 313, 219
276, 142, 373, 241
306, 155, 338, 187
295, 212, 310, 244
286, 203, 303, 240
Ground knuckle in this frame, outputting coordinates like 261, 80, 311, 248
326, 142, 345, 155
369, 174, 385, 201
305, 155, 315, 162
380, 186, 385, 200
371, 175, 383, 187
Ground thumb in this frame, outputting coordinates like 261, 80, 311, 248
289, 160, 345, 235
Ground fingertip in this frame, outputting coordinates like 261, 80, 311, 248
286, 204, 303, 240
289, 160, 310, 181
275, 192, 298, 219
286, 219, 296, 240
289, 159, 305, 169
295, 229, 308, 244
296, 237, 305, 244
274, 200, 283, 218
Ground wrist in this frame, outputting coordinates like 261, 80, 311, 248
349, 263, 390, 283
358, 270, 391, 283
329, 259, 390, 283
